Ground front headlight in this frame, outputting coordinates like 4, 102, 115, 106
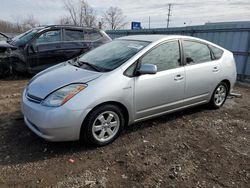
42, 84, 87, 107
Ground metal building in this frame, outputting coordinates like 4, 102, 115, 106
106, 21, 250, 81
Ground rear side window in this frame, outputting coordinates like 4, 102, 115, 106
183, 40, 212, 64
210, 45, 224, 59
84, 30, 102, 41
65, 30, 84, 41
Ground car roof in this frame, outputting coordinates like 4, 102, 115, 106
34, 25, 98, 31
118, 34, 226, 52
118, 35, 200, 42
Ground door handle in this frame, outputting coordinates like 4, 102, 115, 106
213, 67, 219, 72
174, 75, 184, 81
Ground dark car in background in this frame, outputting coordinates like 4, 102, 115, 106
0, 25, 111, 77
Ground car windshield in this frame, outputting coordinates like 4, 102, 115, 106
10, 29, 39, 46
77, 40, 150, 72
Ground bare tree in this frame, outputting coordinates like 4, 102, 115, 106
104, 7, 127, 30
0, 20, 19, 33
0, 14, 39, 34
58, 16, 72, 25
22, 14, 38, 29
63, 0, 96, 27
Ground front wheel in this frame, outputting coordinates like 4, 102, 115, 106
0, 61, 12, 78
209, 82, 228, 109
81, 104, 125, 146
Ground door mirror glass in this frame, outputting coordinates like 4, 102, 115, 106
137, 64, 157, 75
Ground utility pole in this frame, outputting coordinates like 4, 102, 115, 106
167, 4, 172, 28
149, 16, 151, 29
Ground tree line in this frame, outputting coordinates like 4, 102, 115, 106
0, 0, 127, 33
0, 15, 37, 33
61, 0, 127, 30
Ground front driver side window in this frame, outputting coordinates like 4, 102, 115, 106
36, 30, 61, 45
140, 40, 181, 72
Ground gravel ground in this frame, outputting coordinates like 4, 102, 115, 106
0, 79, 250, 188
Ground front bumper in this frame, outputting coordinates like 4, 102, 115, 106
21, 90, 86, 142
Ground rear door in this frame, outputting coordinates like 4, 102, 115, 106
61, 29, 90, 61
134, 40, 185, 120
182, 40, 221, 105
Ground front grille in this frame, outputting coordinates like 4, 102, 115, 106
26, 93, 43, 104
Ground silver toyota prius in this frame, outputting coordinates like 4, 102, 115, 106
22, 35, 237, 146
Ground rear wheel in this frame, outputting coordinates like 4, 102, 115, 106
209, 82, 228, 109
81, 104, 125, 146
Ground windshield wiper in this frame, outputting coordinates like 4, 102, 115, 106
77, 60, 102, 72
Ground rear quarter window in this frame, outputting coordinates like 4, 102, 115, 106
210, 45, 224, 60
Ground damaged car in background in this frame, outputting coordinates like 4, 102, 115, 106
0, 25, 111, 78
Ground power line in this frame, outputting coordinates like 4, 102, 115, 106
167, 4, 172, 28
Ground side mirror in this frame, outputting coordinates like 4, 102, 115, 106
137, 64, 157, 75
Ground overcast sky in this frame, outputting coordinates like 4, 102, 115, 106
0, 0, 250, 29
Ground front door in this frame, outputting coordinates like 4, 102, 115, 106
27, 29, 64, 71
134, 40, 185, 120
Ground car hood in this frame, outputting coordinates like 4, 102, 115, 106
0, 41, 17, 50
27, 62, 103, 99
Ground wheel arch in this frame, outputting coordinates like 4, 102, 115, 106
220, 79, 231, 93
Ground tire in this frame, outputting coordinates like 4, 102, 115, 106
0, 63, 4, 78
0, 61, 11, 78
209, 82, 228, 109
81, 104, 125, 146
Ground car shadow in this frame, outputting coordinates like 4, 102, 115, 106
1, 74, 31, 81
0, 104, 209, 166
125, 104, 209, 133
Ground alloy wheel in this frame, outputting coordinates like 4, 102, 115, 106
214, 85, 227, 106
92, 111, 120, 143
